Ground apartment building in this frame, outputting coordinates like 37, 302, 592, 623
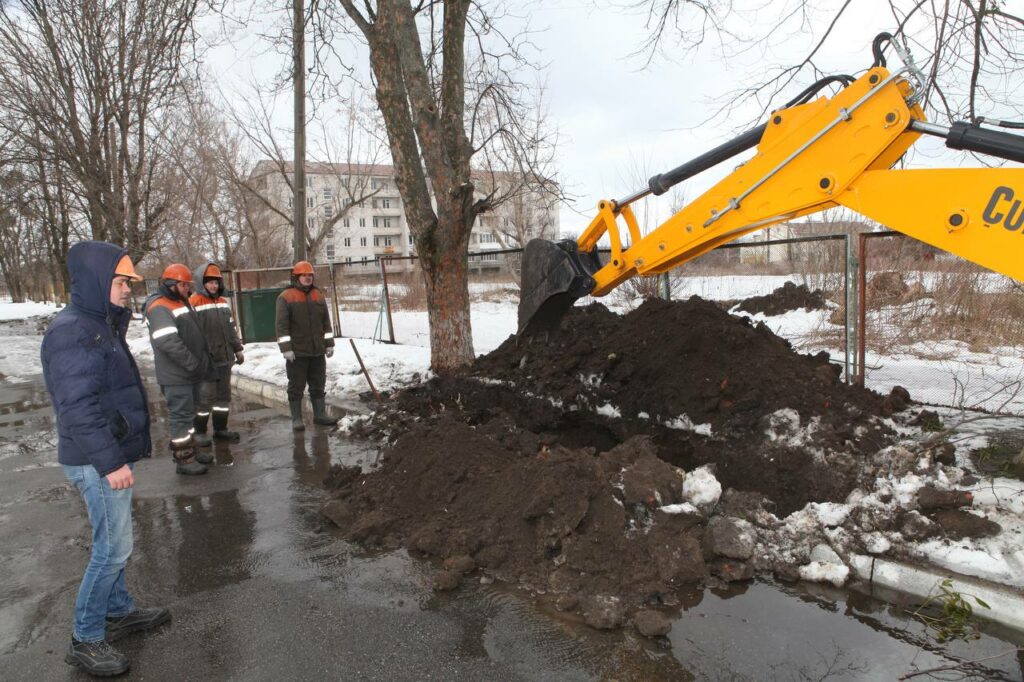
248, 161, 559, 273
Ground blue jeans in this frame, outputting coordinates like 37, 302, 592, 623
63, 464, 136, 642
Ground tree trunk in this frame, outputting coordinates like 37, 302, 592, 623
422, 221, 473, 370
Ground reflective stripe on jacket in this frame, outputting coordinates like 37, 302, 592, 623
189, 293, 242, 366
275, 285, 335, 357
145, 291, 214, 385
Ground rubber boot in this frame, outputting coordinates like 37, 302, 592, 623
212, 408, 240, 443
289, 400, 305, 432
171, 438, 208, 475
312, 397, 339, 426
192, 413, 212, 448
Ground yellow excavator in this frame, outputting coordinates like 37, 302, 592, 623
518, 34, 1024, 334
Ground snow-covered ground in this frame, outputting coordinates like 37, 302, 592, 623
4, 285, 1023, 597
0, 300, 59, 321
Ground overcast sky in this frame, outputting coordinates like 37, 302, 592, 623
203, 0, 993, 237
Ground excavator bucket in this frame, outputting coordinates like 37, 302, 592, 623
517, 239, 601, 335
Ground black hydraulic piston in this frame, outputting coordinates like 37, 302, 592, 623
909, 120, 1024, 164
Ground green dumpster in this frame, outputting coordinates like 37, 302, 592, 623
238, 287, 287, 343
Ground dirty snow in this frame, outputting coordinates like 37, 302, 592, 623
4, 283, 1024, 595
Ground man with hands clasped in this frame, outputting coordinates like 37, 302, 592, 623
41, 241, 170, 677
275, 260, 339, 431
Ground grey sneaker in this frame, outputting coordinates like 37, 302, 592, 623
106, 606, 171, 641
65, 638, 129, 677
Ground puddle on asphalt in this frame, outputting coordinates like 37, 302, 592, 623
3, 372, 1023, 679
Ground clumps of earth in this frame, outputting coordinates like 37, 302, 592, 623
734, 281, 828, 316
319, 296, 989, 636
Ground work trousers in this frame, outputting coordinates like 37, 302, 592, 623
286, 355, 327, 402
161, 383, 200, 441
62, 463, 136, 643
199, 365, 232, 413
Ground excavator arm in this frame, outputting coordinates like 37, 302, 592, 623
518, 48, 1024, 334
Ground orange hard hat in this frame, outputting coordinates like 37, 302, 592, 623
114, 255, 143, 282
292, 261, 315, 276
203, 263, 223, 279
161, 263, 193, 283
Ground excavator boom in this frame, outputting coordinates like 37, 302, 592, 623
518, 53, 1024, 335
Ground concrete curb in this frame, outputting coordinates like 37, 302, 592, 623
850, 554, 1024, 633
231, 374, 290, 407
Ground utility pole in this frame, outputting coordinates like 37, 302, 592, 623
292, 0, 307, 262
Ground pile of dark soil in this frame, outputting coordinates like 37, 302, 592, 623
322, 297, 907, 631
734, 281, 828, 316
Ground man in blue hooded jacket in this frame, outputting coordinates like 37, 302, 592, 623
41, 241, 170, 677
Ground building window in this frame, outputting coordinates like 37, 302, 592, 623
482, 253, 498, 261
381, 198, 391, 209
343, 197, 351, 208
306, 177, 313, 187
384, 236, 393, 246
359, 218, 366, 227
288, 196, 293, 208
373, 236, 380, 247
306, 197, 314, 208
371, 177, 389, 190
345, 256, 352, 264
323, 187, 333, 200
343, 237, 351, 247
307, 217, 316, 229
360, 237, 367, 247
342, 218, 350, 228
479, 232, 495, 243
325, 244, 335, 259
408, 234, 413, 244
324, 205, 334, 217
373, 216, 393, 228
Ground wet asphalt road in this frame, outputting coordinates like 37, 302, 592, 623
2, 357, 1024, 681
1, 371, 652, 681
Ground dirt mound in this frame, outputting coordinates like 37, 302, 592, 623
324, 297, 906, 628
735, 281, 828, 316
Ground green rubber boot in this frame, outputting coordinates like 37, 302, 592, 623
289, 400, 305, 432
312, 398, 339, 426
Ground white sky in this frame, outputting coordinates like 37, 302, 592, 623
200, 0, 1003, 238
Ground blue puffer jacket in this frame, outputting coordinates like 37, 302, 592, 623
41, 241, 152, 476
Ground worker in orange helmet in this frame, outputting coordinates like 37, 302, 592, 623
189, 262, 244, 444
275, 261, 338, 430
143, 264, 216, 475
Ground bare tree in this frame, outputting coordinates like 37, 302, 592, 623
629, 1, 1023, 126
320, 0, 561, 371
0, 0, 204, 265
218, 83, 387, 264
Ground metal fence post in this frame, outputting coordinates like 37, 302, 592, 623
857, 233, 868, 388
232, 270, 247, 344
844, 234, 851, 384
328, 263, 342, 338
660, 272, 671, 300
379, 257, 396, 344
